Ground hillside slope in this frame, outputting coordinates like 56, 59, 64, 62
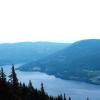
19, 39, 100, 84
0, 42, 68, 65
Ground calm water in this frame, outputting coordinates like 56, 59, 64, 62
1, 64, 100, 100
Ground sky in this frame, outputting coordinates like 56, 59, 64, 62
0, 0, 100, 43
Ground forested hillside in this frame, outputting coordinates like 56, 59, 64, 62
19, 39, 100, 84
0, 42, 68, 65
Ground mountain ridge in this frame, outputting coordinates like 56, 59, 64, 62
0, 42, 69, 65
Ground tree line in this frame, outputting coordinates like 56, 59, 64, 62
0, 65, 89, 100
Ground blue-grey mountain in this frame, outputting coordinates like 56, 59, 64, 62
19, 39, 100, 84
0, 42, 68, 65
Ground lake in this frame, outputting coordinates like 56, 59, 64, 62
1, 64, 100, 100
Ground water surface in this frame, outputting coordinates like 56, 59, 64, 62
1, 64, 100, 100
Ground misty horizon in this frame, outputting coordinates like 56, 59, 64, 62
0, 38, 99, 44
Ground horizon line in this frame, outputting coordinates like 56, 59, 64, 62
0, 38, 99, 44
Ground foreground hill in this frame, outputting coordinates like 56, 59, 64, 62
0, 42, 68, 65
19, 39, 100, 84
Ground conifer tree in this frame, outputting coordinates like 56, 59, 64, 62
41, 82, 45, 94
23, 83, 26, 88
9, 64, 18, 87
0, 67, 6, 82
68, 97, 71, 100
60, 94, 63, 100
64, 93, 66, 100
0, 66, 74, 100
28, 80, 34, 91
19, 82, 22, 87
87, 97, 89, 100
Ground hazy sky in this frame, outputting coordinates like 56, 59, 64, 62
0, 0, 100, 43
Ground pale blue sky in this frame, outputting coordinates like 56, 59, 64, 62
0, 0, 100, 43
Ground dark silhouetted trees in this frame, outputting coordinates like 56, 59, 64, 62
0, 67, 6, 82
9, 64, 18, 87
0, 65, 90, 100
68, 97, 71, 100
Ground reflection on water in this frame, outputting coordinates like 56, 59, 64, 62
1, 64, 100, 100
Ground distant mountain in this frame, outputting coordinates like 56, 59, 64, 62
0, 42, 69, 65
18, 39, 100, 84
